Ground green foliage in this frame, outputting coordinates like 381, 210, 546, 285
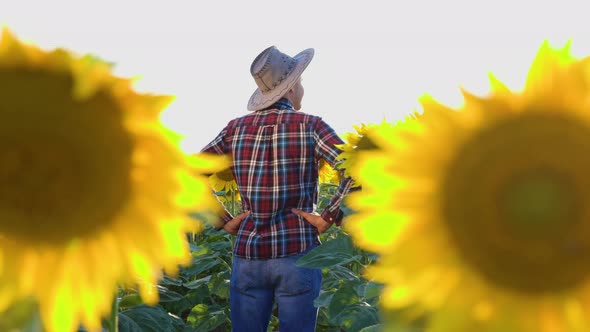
119, 305, 185, 332
299, 227, 382, 332
113, 184, 425, 331
113, 223, 235, 332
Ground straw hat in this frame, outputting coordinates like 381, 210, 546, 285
247, 46, 314, 111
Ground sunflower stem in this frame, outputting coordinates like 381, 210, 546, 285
231, 189, 236, 217
107, 293, 119, 332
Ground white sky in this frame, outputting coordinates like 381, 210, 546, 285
3, 0, 590, 153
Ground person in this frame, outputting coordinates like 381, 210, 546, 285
201, 45, 354, 332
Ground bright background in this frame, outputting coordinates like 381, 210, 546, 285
3, 0, 590, 153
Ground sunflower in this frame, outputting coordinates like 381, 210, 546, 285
335, 123, 379, 179
345, 41, 590, 331
209, 166, 238, 194
0, 29, 228, 332
336, 117, 418, 183
318, 158, 341, 185
209, 164, 241, 203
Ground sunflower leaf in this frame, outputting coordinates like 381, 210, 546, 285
183, 275, 212, 290
117, 314, 143, 332
295, 234, 356, 268
119, 305, 183, 332
327, 286, 360, 320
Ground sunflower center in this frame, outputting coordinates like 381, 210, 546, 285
0, 137, 83, 227
501, 169, 576, 236
216, 168, 234, 182
442, 111, 590, 294
0, 69, 132, 244
356, 135, 378, 150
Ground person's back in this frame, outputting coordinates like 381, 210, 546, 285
205, 103, 349, 259
202, 46, 354, 332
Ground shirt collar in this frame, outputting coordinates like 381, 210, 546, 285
260, 98, 294, 111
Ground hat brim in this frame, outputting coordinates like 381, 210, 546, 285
247, 48, 314, 111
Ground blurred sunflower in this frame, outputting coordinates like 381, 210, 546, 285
336, 117, 418, 184
335, 123, 379, 179
0, 29, 228, 332
345, 41, 590, 331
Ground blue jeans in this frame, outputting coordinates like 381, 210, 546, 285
229, 246, 322, 332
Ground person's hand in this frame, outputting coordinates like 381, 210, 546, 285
291, 209, 332, 233
223, 211, 251, 235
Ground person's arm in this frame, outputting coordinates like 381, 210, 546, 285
201, 127, 235, 229
292, 118, 355, 231
315, 119, 355, 225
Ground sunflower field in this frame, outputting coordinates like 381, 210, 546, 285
4, 27, 590, 332
0, 28, 385, 332
88, 182, 384, 332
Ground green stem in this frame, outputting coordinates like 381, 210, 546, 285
231, 190, 236, 217
107, 293, 119, 332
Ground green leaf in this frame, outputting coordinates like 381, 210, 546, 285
186, 285, 211, 305
189, 244, 210, 257
317, 197, 330, 211
157, 286, 184, 303
160, 275, 183, 287
187, 304, 229, 331
190, 303, 208, 317
359, 323, 384, 332
117, 313, 143, 332
313, 290, 335, 308
326, 265, 361, 282
182, 258, 223, 277
363, 282, 384, 300
295, 235, 357, 268
331, 303, 380, 331
118, 294, 143, 310
159, 297, 192, 321
183, 275, 212, 290
328, 286, 360, 319
297, 252, 358, 269
324, 232, 355, 252
207, 240, 233, 253
119, 305, 184, 332
354, 282, 367, 298
208, 273, 230, 300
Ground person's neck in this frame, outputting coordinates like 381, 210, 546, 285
261, 98, 294, 111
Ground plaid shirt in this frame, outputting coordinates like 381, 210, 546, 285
202, 99, 354, 259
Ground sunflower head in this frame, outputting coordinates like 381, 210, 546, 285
209, 165, 238, 194
0, 29, 229, 332
345, 41, 590, 331
336, 115, 421, 187
318, 158, 342, 185
335, 122, 383, 186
